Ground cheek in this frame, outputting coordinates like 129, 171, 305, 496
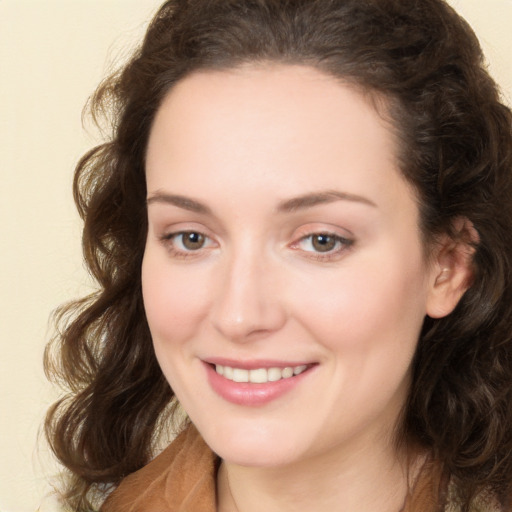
288, 249, 428, 356
287, 254, 427, 429
141, 252, 212, 344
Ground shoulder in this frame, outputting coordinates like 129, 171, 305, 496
101, 424, 217, 512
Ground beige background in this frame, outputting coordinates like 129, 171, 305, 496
0, 1, 510, 511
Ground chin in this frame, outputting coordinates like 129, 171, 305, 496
197, 417, 306, 467
216, 441, 302, 468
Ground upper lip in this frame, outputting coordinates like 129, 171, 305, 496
203, 358, 316, 370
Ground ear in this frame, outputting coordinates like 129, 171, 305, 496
426, 218, 478, 319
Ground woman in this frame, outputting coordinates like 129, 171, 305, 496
44, 0, 512, 511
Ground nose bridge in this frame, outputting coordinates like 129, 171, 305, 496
210, 237, 285, 341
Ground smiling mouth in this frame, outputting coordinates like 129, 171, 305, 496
204, 361, 316, 406
214, 364, 310, 383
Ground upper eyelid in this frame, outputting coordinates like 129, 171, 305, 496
149, 214, 225, 239
291, 224, 354, 240
292, 232, 353, 247
297, 230, 352, 239
155, 221, 215, 237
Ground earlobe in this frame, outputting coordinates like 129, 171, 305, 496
426, 218, 478, 319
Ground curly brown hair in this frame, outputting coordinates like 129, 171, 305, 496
44, 0, 512, 510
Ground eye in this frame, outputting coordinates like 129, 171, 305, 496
309, 234, 338, 252
160, 230, 216, 257
295, 232, 353, 256
175, 231, 207, 251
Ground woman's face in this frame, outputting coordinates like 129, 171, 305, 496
142, 65, 442, 467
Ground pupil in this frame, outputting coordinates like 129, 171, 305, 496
183, 232, 204, 250
312, 234, 335, 252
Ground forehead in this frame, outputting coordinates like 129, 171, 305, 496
145, 64, 410, 215
149, 64, 394, 149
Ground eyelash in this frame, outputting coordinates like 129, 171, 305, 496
292, 232, 354, 261
158, 230, 353, 261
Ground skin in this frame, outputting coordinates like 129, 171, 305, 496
142, 64, 471, 512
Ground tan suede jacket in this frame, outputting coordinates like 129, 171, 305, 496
100, 426, 498, 512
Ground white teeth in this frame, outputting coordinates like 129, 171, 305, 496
294, 365, 307, 375
267, 367, 282, 382
233, 368, 249, 383
282, 367, 294, 379
249, 368, 267, 383
215, 364, 309, 383
223, 366, 234, 379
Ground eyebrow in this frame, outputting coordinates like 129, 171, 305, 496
277, 190, 377, 212
147, 192, 212, 215
146, 189, 376, 215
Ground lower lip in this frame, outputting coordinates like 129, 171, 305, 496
204, 363, 314, 407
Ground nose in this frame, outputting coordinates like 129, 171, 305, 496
210, 247, 287, 342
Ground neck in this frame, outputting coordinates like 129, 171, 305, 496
217, 433, 423, 512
